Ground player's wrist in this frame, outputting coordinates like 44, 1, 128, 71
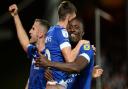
46, 61, 51, 67
12, 13, 18, 17
48, 62, 55, 67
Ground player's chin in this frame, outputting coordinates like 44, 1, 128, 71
72, 36, 80, 42
71, 37, 79, 43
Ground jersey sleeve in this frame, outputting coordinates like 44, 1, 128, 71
79, 44, 94, 63
55, 28, 71, 50
27, 44, 36, 59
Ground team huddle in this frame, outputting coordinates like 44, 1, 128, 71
9, 1, 103, 89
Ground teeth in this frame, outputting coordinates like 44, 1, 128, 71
71, 34, 75, 37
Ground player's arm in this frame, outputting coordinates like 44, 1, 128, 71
35, 54, 89, 73
49, 56, 89, 73
62, 40, 89, 62
9, 4, 29, 52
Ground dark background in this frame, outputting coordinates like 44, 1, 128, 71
0, 0, 127, 89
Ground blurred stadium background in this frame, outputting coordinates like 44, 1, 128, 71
0, 0, 127, 89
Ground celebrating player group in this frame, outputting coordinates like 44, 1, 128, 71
9, 1, 103, 89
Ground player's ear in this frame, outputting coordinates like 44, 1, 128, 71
39, 31, 44, 38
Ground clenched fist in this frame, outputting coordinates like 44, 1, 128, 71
78, 40, 90, 47
92, 65, 103, 78
9, 4, 18, 16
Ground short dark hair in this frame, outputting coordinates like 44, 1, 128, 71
35, 19, 51, 30
58, 1, 77, 20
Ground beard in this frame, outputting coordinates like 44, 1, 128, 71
69, 35, 79, 48
70, 33, 80, 42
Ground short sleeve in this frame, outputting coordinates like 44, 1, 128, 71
79, 44, 94, 63
27, 44, 36, 59
56, 28, 71, 50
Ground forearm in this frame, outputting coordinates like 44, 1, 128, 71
36, 56, 88, 73
13, 15, 29, 52
48, 56, 88, 73
48, 62, 80, 73
70, 43, 82, 61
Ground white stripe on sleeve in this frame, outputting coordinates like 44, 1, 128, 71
60, 42, 71, 50
80, 53, 90, 63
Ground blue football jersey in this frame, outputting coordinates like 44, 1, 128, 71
45, 25, 71, 83
27, 44, 46, 89
67, 44, 94, 89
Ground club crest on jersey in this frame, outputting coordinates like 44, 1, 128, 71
61, 29, 68, 38
84, 44, 90, 50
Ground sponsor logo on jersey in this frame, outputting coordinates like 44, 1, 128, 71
84, 44, 90, 50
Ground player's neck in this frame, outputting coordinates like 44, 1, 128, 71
71, 42, 77, 48
36, 38, 45, 52
57, 20, 68, 29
